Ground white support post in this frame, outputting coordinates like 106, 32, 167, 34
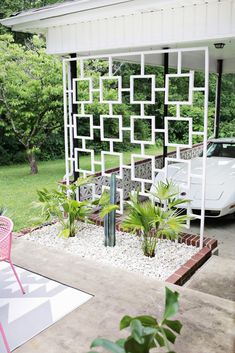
199, 48, 209, 249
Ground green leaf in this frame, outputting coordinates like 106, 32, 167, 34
142, 327, 158, 336
70, 199, 80, 208
120, 315, 132, 330
154, 333, 165, 347
58, 228, 70, 238
163, 287, 180, 321
115, 339, 125, 348
99, 190, 110, 207
164, 320, 183, 334
100, 204, 119, 219
130, 320, 145, 344
168, 198, 191, 209
133, 316, 158, 327
91, 338, 125, 353
62, 202, 70, 213
124, 335, 154, 353
161, 328, 176, 344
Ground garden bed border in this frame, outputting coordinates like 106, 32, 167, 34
15, 209, 217, 287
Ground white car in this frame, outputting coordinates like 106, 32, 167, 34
151, 138, 235, 218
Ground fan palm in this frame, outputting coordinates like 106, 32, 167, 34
123, 181, 190, 257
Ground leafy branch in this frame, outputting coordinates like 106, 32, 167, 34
88, 287, 182, 353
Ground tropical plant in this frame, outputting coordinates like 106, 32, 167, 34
88, 286, 182, 353
34, 177, 94, 238
151, 180, 191, 210
122, 181, 190, 257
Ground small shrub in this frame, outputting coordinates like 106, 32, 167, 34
0, 145, 12, 165
122, 180, 190, 257
12, 151, 27, 164
34, 177, 94, 238
88, 287, 182, 353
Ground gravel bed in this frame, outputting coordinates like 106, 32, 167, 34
24, 222, 198, 281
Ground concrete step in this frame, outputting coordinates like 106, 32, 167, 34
185, 255, 235, 301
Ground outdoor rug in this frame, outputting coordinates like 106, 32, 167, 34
0, 261, 92, 352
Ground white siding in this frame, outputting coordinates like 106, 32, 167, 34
47, 0, 235, 55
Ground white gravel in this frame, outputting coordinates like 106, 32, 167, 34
24, 221, 198, 281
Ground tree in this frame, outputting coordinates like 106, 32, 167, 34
0, 34, 63, 174
0, 1, 65, 42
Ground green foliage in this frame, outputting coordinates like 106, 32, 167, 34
122, 181, 189, 257
88, 287, 182, 353
220, 119, 235, 138
0, 33, 63, 173
220, 74, 235, 124
98, 190, 119, 219
34, 177, 94, 238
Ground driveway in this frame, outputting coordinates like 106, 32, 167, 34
190, 214, 235, 260
187, 214, 235, 301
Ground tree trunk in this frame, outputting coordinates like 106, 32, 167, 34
27, 150, 38, 174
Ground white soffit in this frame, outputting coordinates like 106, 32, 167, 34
1, 0, 212, 30
1, 0, 235, 72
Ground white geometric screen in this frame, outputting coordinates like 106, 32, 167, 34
63, 48, 209, 246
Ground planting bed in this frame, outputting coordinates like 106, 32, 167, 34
23, 221, 198, 281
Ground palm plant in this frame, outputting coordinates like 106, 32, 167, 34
34, 177, 94, 238
151, 180, 190, 210
122, 181, 190, 257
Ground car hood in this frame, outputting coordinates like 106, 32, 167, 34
168, 157, 235, 186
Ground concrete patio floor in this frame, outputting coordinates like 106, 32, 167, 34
190, 214, 235, 260
186, 255, 235, 301
10, 236, 235, 353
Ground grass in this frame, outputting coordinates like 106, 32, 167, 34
0, 145, 173, 231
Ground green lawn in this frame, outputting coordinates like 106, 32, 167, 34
0, 145, 172, 231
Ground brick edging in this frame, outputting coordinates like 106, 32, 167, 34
13, 220, 57, 237
166, 233, 217, 285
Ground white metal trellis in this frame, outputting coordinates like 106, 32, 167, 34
63, 47, 209, 248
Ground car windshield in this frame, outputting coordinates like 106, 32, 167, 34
206, 142, 235, 158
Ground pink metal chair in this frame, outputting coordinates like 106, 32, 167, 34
0, 323, 11, 353
0, 216, 25, 294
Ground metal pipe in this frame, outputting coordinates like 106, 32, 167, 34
70, 53, 80, 182
215, 59, 223, 138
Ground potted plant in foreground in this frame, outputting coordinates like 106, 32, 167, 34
122, 180, 190, 257
88, 286, 182, 353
